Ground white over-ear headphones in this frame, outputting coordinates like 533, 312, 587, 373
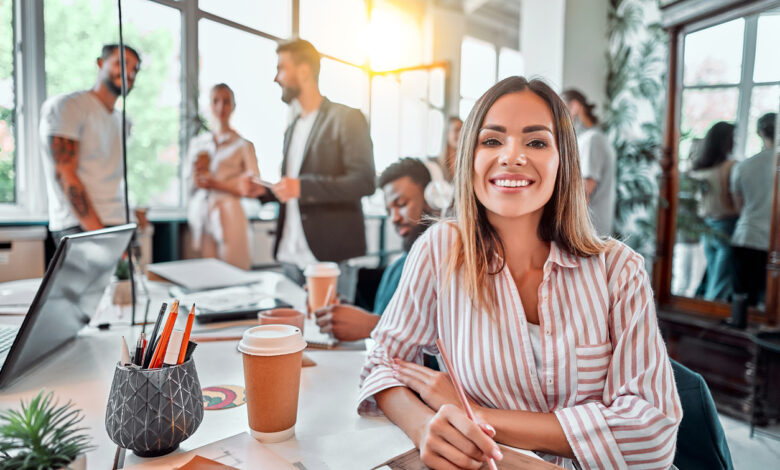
425, 180, 454, 216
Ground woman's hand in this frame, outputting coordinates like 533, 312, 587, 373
393, 359, 477, 412
238, 172, 267, 197
417, 404, 502, 470
195, 173, 216, 189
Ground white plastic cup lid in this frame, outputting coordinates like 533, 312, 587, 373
303, 262, 340, 278
237, 324, 307, 356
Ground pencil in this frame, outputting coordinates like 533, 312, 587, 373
143, 302, 167, 368
436, 339, 499, 470
190, 335, 243, 343
150, 300, 179, 369
178, 304, 196, 364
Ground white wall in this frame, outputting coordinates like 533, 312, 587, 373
562, 0, 609, 112
520, 0, 567, 89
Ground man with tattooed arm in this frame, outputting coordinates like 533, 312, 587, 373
39, 44, 141, 244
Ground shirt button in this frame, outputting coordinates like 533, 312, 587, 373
545, 329, 551, 336
547, 378, 553, 385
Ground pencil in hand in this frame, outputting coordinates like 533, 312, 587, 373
435, 339, 500, 470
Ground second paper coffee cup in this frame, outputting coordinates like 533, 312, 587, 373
238, 324, 307, 442
304, 262, 340, 313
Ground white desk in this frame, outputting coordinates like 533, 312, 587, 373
0, 272, 413, 469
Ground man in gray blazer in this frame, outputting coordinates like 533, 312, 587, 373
241, 39, 375, 284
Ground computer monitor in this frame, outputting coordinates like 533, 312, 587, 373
0, 224, 136, 388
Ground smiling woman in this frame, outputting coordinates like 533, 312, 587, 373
357, 76, 682, 470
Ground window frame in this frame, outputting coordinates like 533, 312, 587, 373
1, 0, 452, 219
654, 0, 780, 326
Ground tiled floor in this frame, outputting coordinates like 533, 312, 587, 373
721, 415, 780, 469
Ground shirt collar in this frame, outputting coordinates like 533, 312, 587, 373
547, 241, 580, 269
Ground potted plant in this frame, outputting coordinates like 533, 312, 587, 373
0, 391, 93, 469
112, 257, 133, 306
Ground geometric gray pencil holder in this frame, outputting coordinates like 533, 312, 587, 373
104, 358, 204, 457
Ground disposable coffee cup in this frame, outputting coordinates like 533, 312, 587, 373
258, 308, 305, 332
238, 325, 307, 442
304, 262, 340, 313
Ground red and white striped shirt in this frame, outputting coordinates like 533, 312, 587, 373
358, 222, 682, 470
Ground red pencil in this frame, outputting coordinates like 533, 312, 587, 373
177, 304, 196, 364
436, 339, 499, 470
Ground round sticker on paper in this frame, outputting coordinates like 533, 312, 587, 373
202, 385, 246, 410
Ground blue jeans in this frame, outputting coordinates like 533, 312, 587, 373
699, 217, 738, 301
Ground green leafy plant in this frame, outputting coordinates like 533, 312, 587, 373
114, 258, 131, 281
0, 391, 93, 470
605, 0, 668, 264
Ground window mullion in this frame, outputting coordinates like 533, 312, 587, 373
15, 0, 46, 216
180, 0, 199, 209
735, 15, 759, 159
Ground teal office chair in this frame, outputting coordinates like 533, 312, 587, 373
671, 359, 734, 470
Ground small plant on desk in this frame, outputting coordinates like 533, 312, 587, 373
0, 391, 93, 470
112, 258, 133, 306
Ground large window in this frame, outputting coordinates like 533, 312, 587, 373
671, 8, 780, 300
459, 36, 524, 119
678, 11, 780, 170
370, 67, 446, 173
2, 0, 463, 218
44, 0, 182, 207
198, 19, 286, 183
0, 0, 14, 203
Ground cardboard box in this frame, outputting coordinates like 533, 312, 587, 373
0, 227, 47, 282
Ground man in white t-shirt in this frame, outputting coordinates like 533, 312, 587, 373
240, 39, 375, 285
563, 89, 616, 236
39, 44, 141, 244
730, 112, 776, 306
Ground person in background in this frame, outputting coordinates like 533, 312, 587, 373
314, 158, 435, 341
730, 112, 777, 306
689, 121, 739, 302
185, 83, 260, 270
358, 76, 681, 469
240, 39, 375, 286
423, 117, 462, 216
561, 89, 616, 236
39, 44, 141, 244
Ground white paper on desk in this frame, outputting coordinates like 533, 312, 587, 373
148, 259, 257, 291
122, 432, 295, 470
295, 425, 414, 470
302, 316, 337, 348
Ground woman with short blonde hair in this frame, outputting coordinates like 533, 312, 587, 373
357, 76, 681, 470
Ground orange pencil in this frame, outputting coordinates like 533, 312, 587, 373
151, 301, 179, 368
177, 304, 196, 364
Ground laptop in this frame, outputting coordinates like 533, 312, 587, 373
0, 224, 135, 389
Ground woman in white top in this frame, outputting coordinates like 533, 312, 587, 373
186, 83, 260, 269
358, 77, 681, 469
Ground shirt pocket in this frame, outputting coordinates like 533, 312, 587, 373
575, 341, 612, 402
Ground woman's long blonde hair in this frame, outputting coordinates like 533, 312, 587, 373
446, 76, 606, 313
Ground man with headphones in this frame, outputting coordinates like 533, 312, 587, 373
314, 158, 435, 341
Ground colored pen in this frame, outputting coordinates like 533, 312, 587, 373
134, 333, 145, 366
436, 339, 500, 470
143, 302, 167, 368
178, 304, 196, 364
